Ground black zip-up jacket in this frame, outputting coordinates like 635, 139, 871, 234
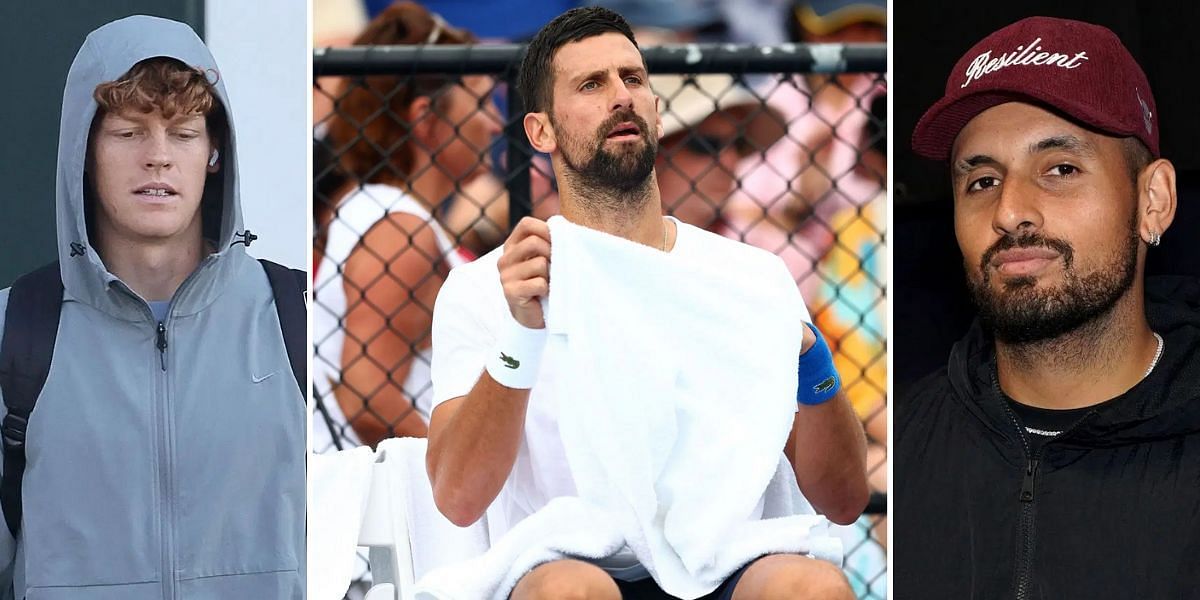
895, 277, 1200, 599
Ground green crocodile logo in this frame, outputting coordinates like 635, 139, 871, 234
500, 352, 520, 369
813, 376, 836, 394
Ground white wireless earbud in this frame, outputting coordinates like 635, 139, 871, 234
208, 149, 220, 167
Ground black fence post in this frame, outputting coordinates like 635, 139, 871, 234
505, 75, 533, 228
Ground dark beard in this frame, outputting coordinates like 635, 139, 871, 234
966, 218, 1139, 345
557, 109, 657, 203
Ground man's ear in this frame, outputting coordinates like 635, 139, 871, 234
1138, 158, 1177, 244
524, 111, 557, 154
405, 95, 437, 150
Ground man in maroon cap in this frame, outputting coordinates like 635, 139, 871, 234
896, 16, 1200, 599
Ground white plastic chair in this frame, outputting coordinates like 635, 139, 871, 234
356, 450, 413, 599
355, 438, 491, 600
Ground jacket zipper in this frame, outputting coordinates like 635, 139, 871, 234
156, 322, 168, 372
993, 369, 1098, 600
998, 392, 1039, 600
111, 258, 213, 599
153, 259, 213, 599
1014, 454, 1040, 600
156, 325, 176, 600
112, 285, 176, 599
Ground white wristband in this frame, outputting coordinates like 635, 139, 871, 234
485, 317, 548, 389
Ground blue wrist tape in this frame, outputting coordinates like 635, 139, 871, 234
797, 322, 841, 406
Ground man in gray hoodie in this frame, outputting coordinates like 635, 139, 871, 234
0, 16, 304, 599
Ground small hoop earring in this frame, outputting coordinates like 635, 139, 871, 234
1149, 231, 1162, 247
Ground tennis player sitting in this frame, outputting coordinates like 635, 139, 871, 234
424, 7, 868, 600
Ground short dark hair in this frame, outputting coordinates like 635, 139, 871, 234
1121, 137, 1154, 183
517, 7, 639, 114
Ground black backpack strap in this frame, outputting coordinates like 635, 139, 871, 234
259, 259, 307, 399
0, 262, 64, 538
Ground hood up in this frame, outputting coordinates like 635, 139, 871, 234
946, 276, 1200, 447
56, 15, 249, 319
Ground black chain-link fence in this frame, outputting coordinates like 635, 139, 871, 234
313, 42, 887, 599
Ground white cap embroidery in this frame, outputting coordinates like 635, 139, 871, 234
961, 37, 1089, 89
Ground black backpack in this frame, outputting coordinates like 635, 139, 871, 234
0, 259, 307, 538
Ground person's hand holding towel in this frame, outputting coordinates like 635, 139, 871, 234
497, 217, 552, 330
487, 217, 554, 390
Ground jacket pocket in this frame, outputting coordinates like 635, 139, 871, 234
25, 580, 162, 600
177, 566, 302, 600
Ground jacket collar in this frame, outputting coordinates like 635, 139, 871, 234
946, 276, 1200, 449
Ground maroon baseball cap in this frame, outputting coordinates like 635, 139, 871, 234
912, 16, 1159, 161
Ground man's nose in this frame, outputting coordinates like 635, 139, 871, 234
611, 78, 633, 113
992, 176, 1043, 237
143, 132, 172, 169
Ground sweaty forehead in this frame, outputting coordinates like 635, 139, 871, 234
551, 32, 644, 83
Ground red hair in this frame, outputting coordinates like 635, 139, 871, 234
95, 57, 217, 118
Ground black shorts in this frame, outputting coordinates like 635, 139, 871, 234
613, 561, 753, 600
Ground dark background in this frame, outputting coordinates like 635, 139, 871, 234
0, 1, 204, 289
895, 1, 1200, 393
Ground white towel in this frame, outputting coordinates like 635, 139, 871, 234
548, 216, 839, 596
308, 446, 375, 600
375, 437, 491, 582
412, 462, 840, 600
413, 216, 841, 600
414, 497, 626, 600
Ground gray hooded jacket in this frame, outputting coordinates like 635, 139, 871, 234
0, 16, 305, 600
